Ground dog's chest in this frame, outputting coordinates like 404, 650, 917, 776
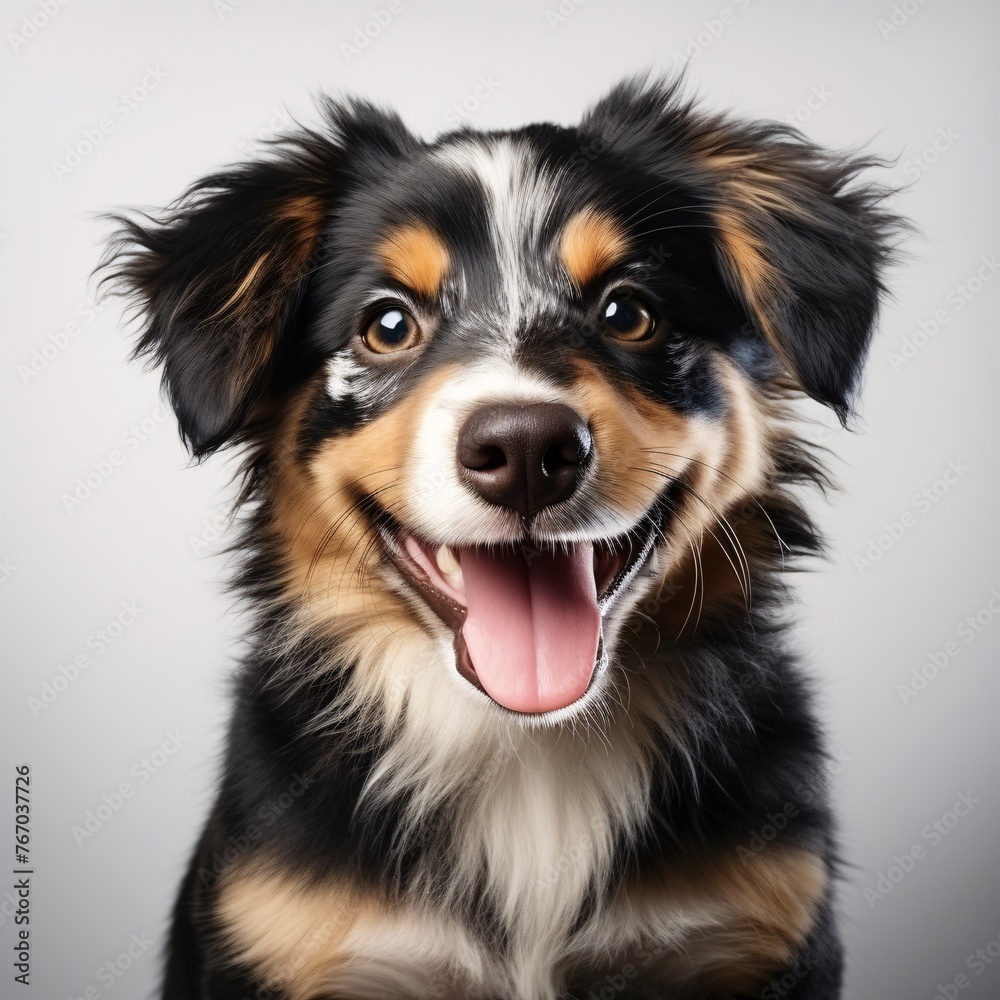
216, 748, 647, 999
215, 737, 826, 999
215, 848, 820, 1000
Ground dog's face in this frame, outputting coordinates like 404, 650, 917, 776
294, 126, 769, 721
107, 79, 891, 726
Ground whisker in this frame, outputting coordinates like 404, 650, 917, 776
639, 466, 753, 615
629, 222, 717, 241
328, 485, 404, 613
618, 197, 718, 228
678, 537, 703, 640
639, 447, 789, 557
299, 466, 403, 586
610, 176, 687, 216
358, 535, 403, 656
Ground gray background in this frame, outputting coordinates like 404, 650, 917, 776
2, 0, 998, 997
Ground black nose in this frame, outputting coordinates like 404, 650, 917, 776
456, 403, 594, 521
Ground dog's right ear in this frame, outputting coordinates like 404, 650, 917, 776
582, 76, 903, 425
100, 98, 417, 457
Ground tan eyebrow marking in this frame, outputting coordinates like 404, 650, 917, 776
377, 223, 450, 297
558, 208, 630, 287
208, 252, 271, 319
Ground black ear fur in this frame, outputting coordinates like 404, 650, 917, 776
100, 98, 418, 456
582, 76, 903, 422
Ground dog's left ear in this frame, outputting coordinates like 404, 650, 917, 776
583, 78, 901, 423
101, 99, 417, 456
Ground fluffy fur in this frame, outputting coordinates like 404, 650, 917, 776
100, 76, 901, 1000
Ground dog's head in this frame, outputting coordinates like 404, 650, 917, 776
104, 78, 896, 726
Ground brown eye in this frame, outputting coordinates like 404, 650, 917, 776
601, 294, 655, 343
363, 308, 422, 354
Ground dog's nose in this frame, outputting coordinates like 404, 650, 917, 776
456, 403, 594, 521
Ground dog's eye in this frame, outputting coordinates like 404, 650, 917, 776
601, 294, 656, 343
363, 308, 422, 354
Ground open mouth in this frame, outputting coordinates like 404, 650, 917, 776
378, 507, 664, 716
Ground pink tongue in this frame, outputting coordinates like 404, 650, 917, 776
459, 542, 600, 714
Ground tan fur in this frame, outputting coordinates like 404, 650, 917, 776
569, 355, 769, 592
250, 319, 804, 999
558, 208, 629, 287
714, 207, 778, 301
196, 191, 330, 419
689, 133, 823, 383
276, 193, 327, 229
570, 843, 827, 995
209, 194, 328, 323
569, 362, 710, 520
216, 863, 490, 999
377, 223, 450, 297
712, 205, 805, 380
630, 355, 776, 635
216, 865, 367, 994
269, 365, 462, 641
208, 251, 272, 320
689, 134, 812, 221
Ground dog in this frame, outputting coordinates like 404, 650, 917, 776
101, 75, 900, 999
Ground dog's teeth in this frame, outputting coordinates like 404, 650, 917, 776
436, 545, 465, 593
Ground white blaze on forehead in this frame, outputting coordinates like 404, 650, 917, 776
403, 357, 572, 546
432, 136, 561, 343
